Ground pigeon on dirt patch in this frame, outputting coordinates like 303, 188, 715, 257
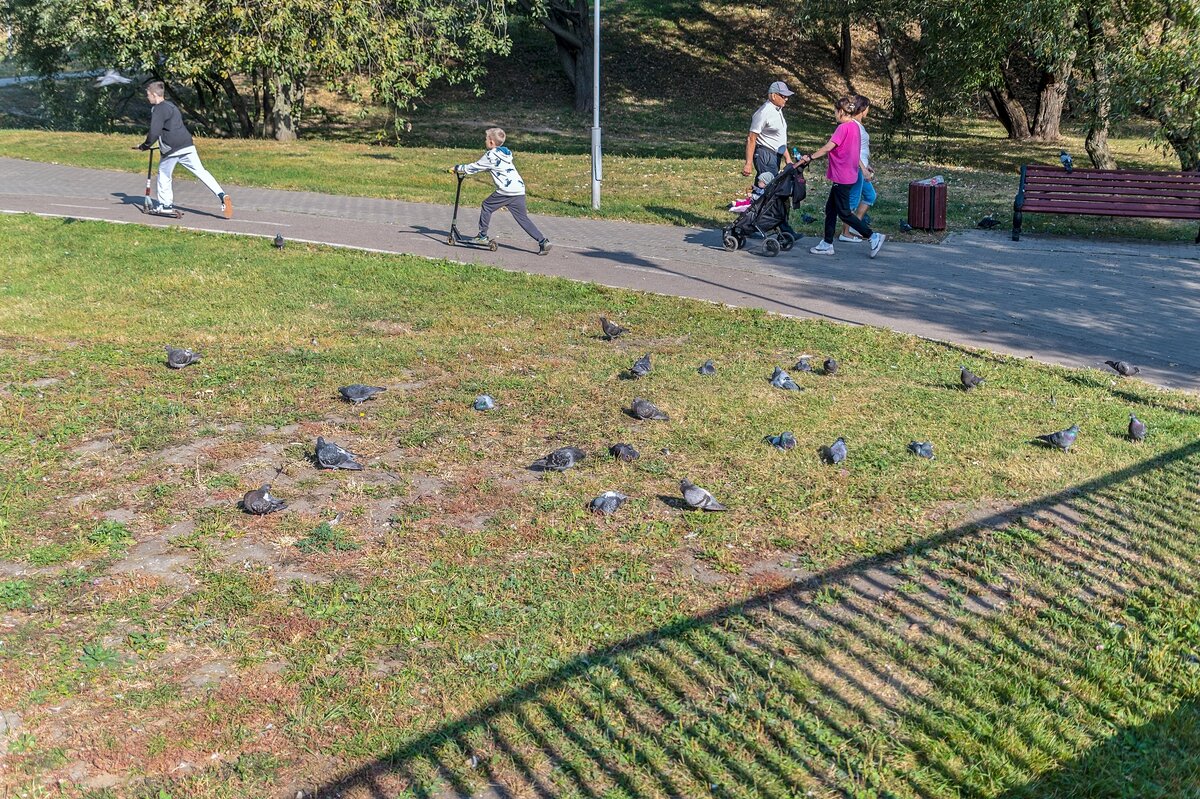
823, 357, 839, 376
630, 353, 652, 378
1060, 151, 1073, 172
801, 213, 817, 224
764, 432, 797, 451
1105, 360, 1140, 377
1128, 414, 1147, 442
532, 446, 586, 471
589, 490, 629, 516
338, 384, 387, 404
698, 359, 716, 376
794, 355, 813, 373
473, 394, 496, 411
241, 484, 287, 515
273, 233, 285, 250
94, 69, 132, 87
960, 365, 985, 391
1036, 424, 1079, 451
609, 442, 640, 462
631, 398, 669, 421
600, 317, 628, 340
316, 436, 364, 470
821, 437, 847, 464
899, 220, 913, 233
770, 366, 801, 391
681, 479, 727, 511
907, 441, 935, 459
977, 215, 1000, 229
165, 346, 201, 369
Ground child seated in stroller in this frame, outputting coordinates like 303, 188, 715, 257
728, 172, 775, 214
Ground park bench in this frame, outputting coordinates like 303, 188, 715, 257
1012, 165, 1200, 242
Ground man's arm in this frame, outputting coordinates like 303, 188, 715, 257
743, 132, 758, 177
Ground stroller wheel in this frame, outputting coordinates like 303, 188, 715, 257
779, 232, 796, 251
764, 237, 781, 257
722, 232, 739, 252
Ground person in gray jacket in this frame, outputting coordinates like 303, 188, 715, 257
134, 81, 232, 218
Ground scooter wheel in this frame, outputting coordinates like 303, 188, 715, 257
764, 237, 781, 257
447, 235, 456, 246
488, 240, 498, 252
779, 232, 795, 251
722, 232, 738, 251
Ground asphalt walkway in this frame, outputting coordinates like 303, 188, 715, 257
2, 156, 1197, 390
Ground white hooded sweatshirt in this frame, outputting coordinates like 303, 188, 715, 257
458, 146, 527, 196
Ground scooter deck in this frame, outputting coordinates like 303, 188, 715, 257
139, 206, 184, 219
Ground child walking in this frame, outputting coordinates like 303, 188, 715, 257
455, 128, 551, 255
133, 81, 232, 219
798, 96, 884, 258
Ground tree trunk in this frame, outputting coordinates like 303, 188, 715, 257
222, 75, 254, 138
875, 18, 908, 123
1165, 132, 1200, 171
520, 0, 593, 112
271, 76, 302, 141
262, 74, 274, 139
1030, 52, 1074, 141
839, 20, 852, 78
988, 81, 1032, 140
1083, 7, 1117, 168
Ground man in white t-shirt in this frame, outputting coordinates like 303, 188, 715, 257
743, 81, 795, 178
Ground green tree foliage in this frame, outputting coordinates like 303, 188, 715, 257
0, 0, 512, 139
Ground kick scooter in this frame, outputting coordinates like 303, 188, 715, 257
446, 168, 497, 251
135, 146, 183, 218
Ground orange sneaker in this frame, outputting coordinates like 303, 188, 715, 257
220, 193, 233, 219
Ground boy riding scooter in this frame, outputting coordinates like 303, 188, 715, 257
452, 128, 550, 255
133, 81, 232, 219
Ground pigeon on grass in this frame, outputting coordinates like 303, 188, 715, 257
698, 359, 716, 376
907, 441, 935, 459
764, 432, 797, 451
770, 366, 801, 391
532, 446, 586, 472
1105, 360, 1140, 377
589, 491, 628, 516
681, 479, 726, 512
241, 484, 286, 515
630, 353, 652, 378
1128, 414, 1147, 442
1035, 424, 1079, 451
338, 384, 387, 404
794, 355, 813, 373
165, 346, 201, 369
609, 443, 640, 462
473, 395, 496, 411
960, 365, 985, 391
600, 317, 628, 340
821, 437, 847, 464
823, 358, 839, 376
977, 215, 1000, 229
631, 398, 669, 421
315, 436, 364, 470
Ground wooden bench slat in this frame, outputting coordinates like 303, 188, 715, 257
1025, 191, 1200, 207
1025, 166, 1200, 180
1020, 201, 1200, 219
1026, 179, 1200, 194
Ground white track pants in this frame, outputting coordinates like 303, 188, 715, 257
157, 146, 223, 208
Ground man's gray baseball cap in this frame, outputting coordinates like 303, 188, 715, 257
769, 81, 795, 97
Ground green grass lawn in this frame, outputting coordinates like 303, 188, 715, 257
1, 213, 1198, 797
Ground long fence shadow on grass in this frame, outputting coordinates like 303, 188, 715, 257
313, 441, 1200, 799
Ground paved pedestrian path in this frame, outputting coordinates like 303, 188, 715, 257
2, 156, 1198, 391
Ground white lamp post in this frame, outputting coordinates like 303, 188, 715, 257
590, 0, 601, 210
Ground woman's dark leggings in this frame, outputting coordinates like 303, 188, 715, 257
824, 183, 872, 243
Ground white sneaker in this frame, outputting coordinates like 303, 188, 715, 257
838, 234, 863, 243
869, 233, 886, 258
810, 241, 835, 255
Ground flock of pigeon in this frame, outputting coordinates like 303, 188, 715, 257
165, 316, 1149, 521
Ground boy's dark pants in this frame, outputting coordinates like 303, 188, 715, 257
479, 193, 544, 242
823, 183, 872, 243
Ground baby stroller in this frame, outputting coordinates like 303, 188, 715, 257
722, 161, 807, 256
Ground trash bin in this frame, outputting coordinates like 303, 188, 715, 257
908, 179, 947, 231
